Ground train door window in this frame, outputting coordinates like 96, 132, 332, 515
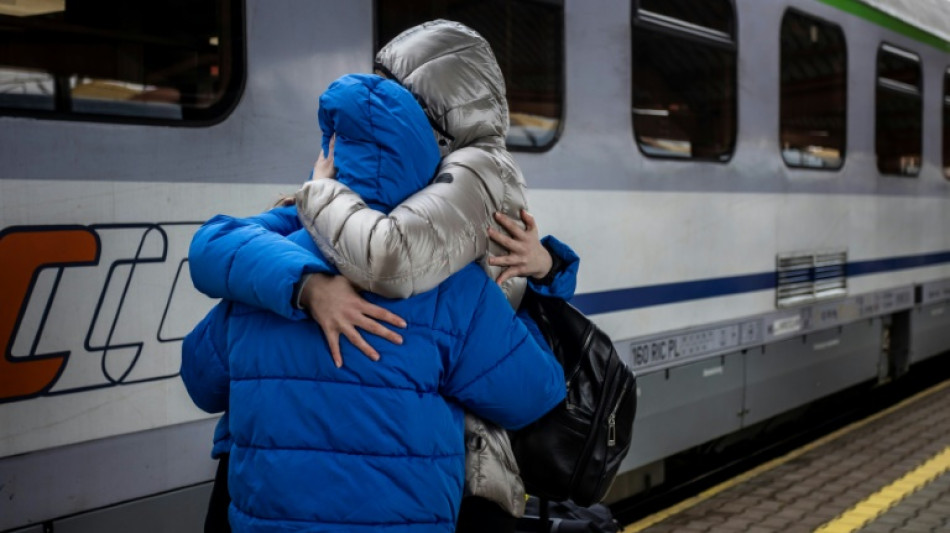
0, 0, 243, 125
944, 68, 950, 180
876, 44, 922, 176
631, 0, 737, 161
376, 0, 564, 151
780, 11, 846, 170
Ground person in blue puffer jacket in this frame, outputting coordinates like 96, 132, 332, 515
188, 21, 580, 533
182, 74, 566, 532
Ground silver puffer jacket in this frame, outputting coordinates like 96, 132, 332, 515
295, 20, 532, 516
296, 19, 528, 308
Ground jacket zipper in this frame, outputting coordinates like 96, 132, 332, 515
607, 380, 630, 447
565, 325, 597, 411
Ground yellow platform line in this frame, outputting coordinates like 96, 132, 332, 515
622, 379, 950, 533
813, 445, 950, 533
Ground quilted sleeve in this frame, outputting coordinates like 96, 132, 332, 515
295, 151, 521, 300
189, 206, 335, 320
181, 301, 232, 414
441, 271, 566, 430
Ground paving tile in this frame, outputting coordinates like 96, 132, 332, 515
895, 524, 936, 533
738, 508, 770, 522
710, 523, 749, 533
781, 524, 819, 533
714, 501, 750, 514
871, 513, 909, 527
745, 526, 778, 533
756, 517, 791, 530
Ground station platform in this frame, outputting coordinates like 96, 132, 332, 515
622, 379, 950, 533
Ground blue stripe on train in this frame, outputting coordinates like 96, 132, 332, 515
571, 250, 950, 316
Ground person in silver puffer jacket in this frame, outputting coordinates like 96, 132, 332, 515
299, 20, 531, 306
294, 20, 578, 527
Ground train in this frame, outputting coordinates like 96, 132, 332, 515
2, 0, 949, 530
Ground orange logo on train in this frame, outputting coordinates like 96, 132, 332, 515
1, 227, 100, 401
0, 223, 210, 403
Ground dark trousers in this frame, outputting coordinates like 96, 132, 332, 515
205, 454, 232, 533
456, 495, 517, 533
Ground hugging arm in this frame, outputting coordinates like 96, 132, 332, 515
189, 206, 329, 320
189, 205, 405, 364
298, 166, 579, 301
296, 163, 498, 299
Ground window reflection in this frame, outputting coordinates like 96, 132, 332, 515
876, 44, 922, 177
0, 0, 240, 123
71, 77, 184, 119
944, 69, 950, 180
780, 10, 847, 170
0, 67, 54, 110
637, 0, 734, 35
632, 0, 737, 161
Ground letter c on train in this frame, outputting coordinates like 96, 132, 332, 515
0, 227, 100, 401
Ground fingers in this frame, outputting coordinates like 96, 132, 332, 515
342, 327, 380, 362
312, 159, 326, 181
326, 333, 343, 369
488, 254, 519, 267
495, 266, 522, 286
357, 315, 404, 346
488, 226, 517, 250
362, 304, 407, 329
324, 135, 336, 165
493, 211, 525, 237
520, 209, 537, 232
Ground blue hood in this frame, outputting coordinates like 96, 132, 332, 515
318, 74, 441, 212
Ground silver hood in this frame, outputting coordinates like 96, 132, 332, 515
375, 19, 509, 153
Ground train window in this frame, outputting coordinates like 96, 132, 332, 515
0, 0, 243, 125
376, 0, 564, 151
631, 0, 737, 161
944, 69, 950, 180
876, 44, 922, 176
780, 11, 846, 170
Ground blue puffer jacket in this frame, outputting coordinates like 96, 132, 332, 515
182, 74, 566, 532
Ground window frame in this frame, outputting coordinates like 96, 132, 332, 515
0, 0, 246, 128
874, 42, 923, 177
944, 67, 950, 181
630, 0, 739, 164
778, 8, 848, 173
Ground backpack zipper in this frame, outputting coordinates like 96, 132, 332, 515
607, 380, 630, 447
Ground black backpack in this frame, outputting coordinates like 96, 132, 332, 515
512, 292, 637, 507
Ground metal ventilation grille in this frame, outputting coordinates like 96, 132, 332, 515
776, 250, 847, 307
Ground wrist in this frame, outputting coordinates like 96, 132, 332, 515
293, 273, 315, 311
531, 245, 562, 285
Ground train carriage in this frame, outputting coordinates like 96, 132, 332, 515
1, 0, 949, 530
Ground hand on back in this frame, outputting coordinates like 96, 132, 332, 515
299, 273, 406, 367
